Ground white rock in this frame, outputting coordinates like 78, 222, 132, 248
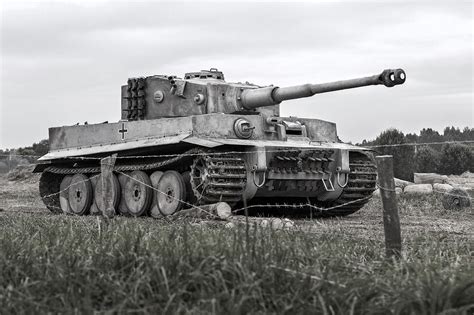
414, 173, 449, 185
432, 183, 454, 193
224, 222, 235, 229
395, 187, 403, 195
404, 184, 433, 195
373, 189, 381, 197
283, 218, 295, 229
260, 219, 269, 228
271, 218, 284, 229
394, 178, 413, 189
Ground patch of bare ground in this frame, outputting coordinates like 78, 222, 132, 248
1, 173, 472, 242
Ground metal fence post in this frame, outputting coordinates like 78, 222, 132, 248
375, 155, 402, 259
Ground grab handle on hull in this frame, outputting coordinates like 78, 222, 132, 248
321, 173, 336, 192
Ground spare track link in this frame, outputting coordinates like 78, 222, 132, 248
42, 148, 201, 175
191, 153, 246, 205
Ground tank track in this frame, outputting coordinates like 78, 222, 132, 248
39, 149, 375, 218
246, 152, 376, 217
39, 171, 65, 213
318, 152, 377, 216
190, 154, 246, 205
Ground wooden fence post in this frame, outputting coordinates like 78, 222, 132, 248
375, 155, 402, 259
100, 154, 117, 219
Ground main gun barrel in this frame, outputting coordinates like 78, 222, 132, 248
240, 68, 406, 110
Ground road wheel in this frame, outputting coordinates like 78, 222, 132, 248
156, 170, 186, 215
124, 171, 153, 217
117, 173, 131, 215
67, 174, 93, 215
149, 171, 164, 218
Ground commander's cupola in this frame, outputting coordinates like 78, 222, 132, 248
184, 68, 225, 81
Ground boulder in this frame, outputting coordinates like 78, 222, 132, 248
432, 183, 454, 193
404, 184, 433, 195
414, 173, 449, 185
394, 178, 413, 189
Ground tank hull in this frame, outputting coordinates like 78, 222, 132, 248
36, 114, 376, 217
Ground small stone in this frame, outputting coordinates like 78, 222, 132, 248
271, 218, 284, 229
260, 220, 269, 228
224, 222, 235, 229
283, 219, 295, 229
395, 187, 403, 195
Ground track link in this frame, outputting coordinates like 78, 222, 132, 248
190, 153, 247, 205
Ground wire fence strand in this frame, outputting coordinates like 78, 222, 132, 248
1, 139, 473, 160
1, 139, 472, 217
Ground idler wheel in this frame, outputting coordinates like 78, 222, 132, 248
149, 171, 164, 218
59, 175, 72, 214
156, 170, 187, 216
94, 173, 121, 214
67, 174, 93, 215
124, 171, 153, 217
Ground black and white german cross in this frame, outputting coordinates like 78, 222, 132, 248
119, 122, 128, 140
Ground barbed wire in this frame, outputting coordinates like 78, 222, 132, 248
1, 179, 470, 219
1, 138, 472, 218
116, 171, 216, 219
376, 183, 473, 200
0, 139, 473, 161
364, 140, 474, 148
19, 169, 374, 217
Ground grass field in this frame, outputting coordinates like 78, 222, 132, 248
0, 175, 473, 314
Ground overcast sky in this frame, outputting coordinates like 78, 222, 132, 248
1, 0, 472, 149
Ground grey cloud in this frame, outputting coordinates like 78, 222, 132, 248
1, 0, 472, 148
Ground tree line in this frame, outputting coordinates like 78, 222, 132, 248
360, 126, 473, 181
0, 140, 49, 173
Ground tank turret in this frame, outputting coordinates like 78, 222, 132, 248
121, 68, 405, 120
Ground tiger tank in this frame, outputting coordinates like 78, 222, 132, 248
34, 67, 406, 217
